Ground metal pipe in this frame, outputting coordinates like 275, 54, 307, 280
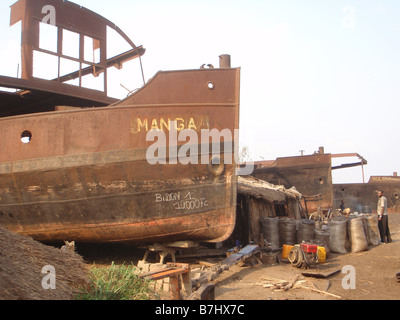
219, 54, 231, 68
361, 160, 365, 183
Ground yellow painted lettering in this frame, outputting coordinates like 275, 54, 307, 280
188, 117, 197, 130
175, 118, 185, 131
131, 118, 148, 133
160, 118, 170, 131
131, 116, 209, 134
151, 119, 159, 130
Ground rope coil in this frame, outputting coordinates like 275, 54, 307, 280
297, 219, 315, 243
279, 217, 297, 246
260, 217, 280, 249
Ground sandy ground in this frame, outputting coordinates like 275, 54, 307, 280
214, 212, 400, 300
75, 212, 400, 301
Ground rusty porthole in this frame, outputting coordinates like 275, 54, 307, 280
207, 81, 215, 90
21, 130, 32, 144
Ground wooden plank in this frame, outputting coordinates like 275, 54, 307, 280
295, 283, 342, 299
164, 241, 199, 248
169, 276, 181, 300
144, 268, 189, 281
140, 267, 174, 278
221, 245, 260, 267
260, 275, 341, 299
191, 269, 222, 286
199, 261, 218, 268
189, 284, 215, 300
176, 249, 226, 259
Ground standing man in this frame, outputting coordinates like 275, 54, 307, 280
340, 200, 345, 212
377, 190, 392, 243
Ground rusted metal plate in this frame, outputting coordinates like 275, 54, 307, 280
0, 0, 240, 244
221, 245, 260, 267
0, 75, 117, 117
2, 0, 144, 117
0, 67, 241, 244
10, 0, 143, 77
252, 154, 333, 212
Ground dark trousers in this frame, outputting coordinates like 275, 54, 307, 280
378, 215, 392, 243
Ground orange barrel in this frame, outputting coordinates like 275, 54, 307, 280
317, 246, 326, 263
281, 244, 294, 259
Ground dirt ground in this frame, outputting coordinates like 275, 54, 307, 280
74, 212, 400, 300
214, 212, 400, 300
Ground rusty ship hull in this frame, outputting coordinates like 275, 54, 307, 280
0, 67, 240, 243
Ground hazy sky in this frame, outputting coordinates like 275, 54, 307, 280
1, 0, 399, 184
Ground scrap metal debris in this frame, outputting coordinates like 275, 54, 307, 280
222, 245, 261, 268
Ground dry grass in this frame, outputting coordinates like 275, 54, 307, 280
75, 262, 153, 300
0, 226, 89, 300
